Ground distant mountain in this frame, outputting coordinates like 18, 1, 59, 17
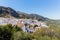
0, 6, 19, 18
0, 6, 60, 21
0, 6, 48, 21
18, 12, 48, 21
30, 14, 48, 21
17, 11, 31, 19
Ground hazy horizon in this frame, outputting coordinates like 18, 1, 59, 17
0, 0, 60, 19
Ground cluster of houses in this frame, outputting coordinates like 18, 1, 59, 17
0, 17, 48, 33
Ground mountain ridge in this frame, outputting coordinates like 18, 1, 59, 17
0, 6, 48, 21
0, 6, 60, 21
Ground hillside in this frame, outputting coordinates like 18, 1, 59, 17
0, 6, 60, 27
17, 11, 48, 21
0, 6, 48, 21
0, 6, 19, 18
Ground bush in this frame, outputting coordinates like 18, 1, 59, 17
0, 25, 12, 40
0, 24, 23, 40
12, 32, 32, 40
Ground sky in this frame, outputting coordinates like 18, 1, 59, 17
0, 0, 60, 19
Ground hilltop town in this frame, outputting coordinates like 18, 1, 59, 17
0, 17, 48, 33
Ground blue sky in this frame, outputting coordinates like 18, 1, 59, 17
0, 0, 60, 19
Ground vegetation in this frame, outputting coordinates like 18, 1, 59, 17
0, 24, 22, 40
0, 24, 60, 40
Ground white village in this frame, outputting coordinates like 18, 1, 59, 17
0, 17, 48, 33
